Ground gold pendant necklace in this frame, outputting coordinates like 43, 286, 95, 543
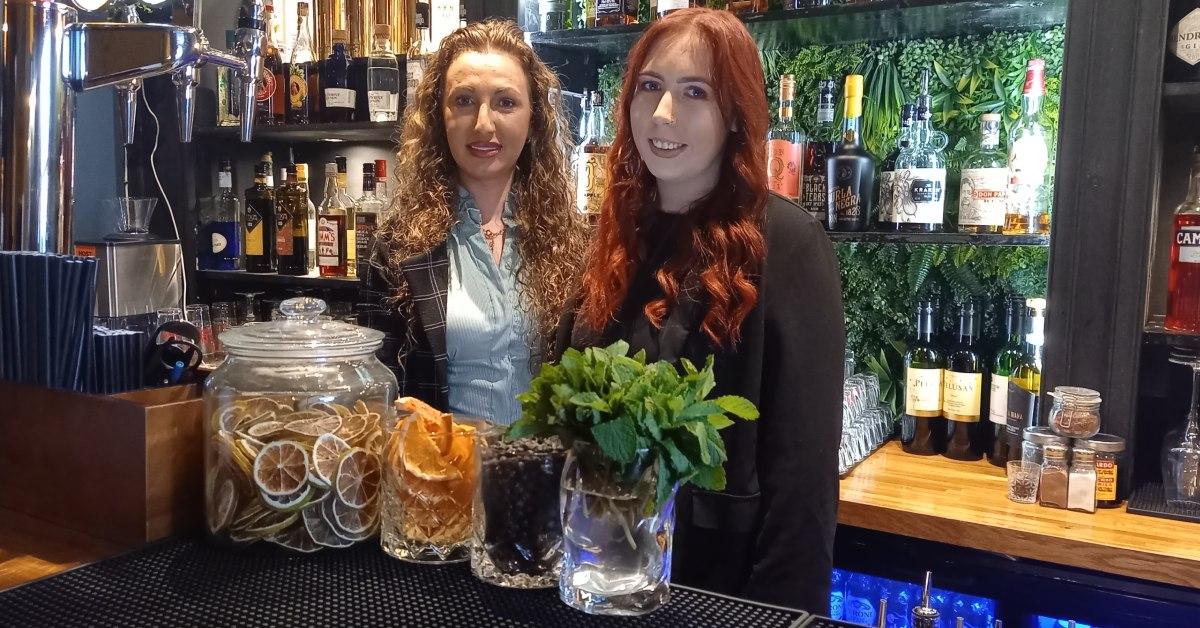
482, 224, 505, 253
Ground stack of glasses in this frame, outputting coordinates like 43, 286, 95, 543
840, 372, 895, 476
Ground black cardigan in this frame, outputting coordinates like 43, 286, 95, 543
554, 194, 845, 613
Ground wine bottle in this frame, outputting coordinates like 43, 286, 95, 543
902, 299, 947, 455
1008, 298, 1047, 434
943, 300, 986, 461
988, 296, 1027, 467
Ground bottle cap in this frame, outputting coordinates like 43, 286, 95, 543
363, 163, 375, 175
900, 104, 916, 126
591, 91, 605, 107
335, 155, 348, 173
844, 75, 863, 118
374, 24, 390, 38
982, 112, 1001, 122
1024, 59, 1046, 96
780, 74, 795, 100
296, 163, 309, 181
374, 159, 387, 179
333, 29, 350, 44
325, 162, 338, 175
297, 2, 308, 16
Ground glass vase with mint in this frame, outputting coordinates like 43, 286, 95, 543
506, 341, 758, 616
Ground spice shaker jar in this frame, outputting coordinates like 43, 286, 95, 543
471, 431, 566, 588
1068, 447, 1097, 513
1078, 434, 1127, 508
1039, 444, 1070, 508
1022, 426, 1070, 465
203, 297, 397, 552
1048, 386, 1102, 439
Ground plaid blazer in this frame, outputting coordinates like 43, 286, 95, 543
359, 239, 451, 410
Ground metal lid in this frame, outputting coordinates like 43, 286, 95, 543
1072, 447, 1095, 463
1023, 426, 1070, 447
1043, 443, 1068, 460
1078, 433, 1126, 453
218, 298, 382, 359
1051, 386, 1102, 406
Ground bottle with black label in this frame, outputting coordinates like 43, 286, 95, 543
277, 165, 309, 275
1167, 1, 1200, 82
894, 69, 947, 232
902, 299, 947, 455
801, 79, 837, 225
943, 300, 986, 461
244, 162, 277, 273
988, 296, 1027, 467
1008, 298, 1046, 434
825, 74, 874, 231
355, 163, 383, 279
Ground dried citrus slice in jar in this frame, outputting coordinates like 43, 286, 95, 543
311, 433, 351, 489
400, 415, 461, 482
253, 440, 310, 497
334, 448, 381, 508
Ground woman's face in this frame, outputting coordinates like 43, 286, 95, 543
443, 50, 532, 189
629, 32, 728, 207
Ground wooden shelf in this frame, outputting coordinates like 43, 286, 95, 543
827, 230, 1049, 246
1163, 81, 1200, 114
194, 122, 398, 144
195, 269, 360, 290
839, 441, 1200, 589
530, 0, 1068, 56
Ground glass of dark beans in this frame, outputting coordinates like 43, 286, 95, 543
471, 429, 566, 588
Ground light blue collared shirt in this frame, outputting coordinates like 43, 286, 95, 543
444, 188, 532, 426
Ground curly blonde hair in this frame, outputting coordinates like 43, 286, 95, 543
375, 19, 587, 345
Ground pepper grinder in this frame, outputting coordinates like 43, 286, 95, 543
911, 571, 940, 628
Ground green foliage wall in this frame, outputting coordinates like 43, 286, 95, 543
595, 26, 1064, 410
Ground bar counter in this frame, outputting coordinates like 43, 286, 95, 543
839, 441, 1200, 589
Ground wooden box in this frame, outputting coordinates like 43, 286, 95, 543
0, 382, 204, 545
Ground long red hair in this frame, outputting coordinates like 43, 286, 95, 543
577, 8, 769, 348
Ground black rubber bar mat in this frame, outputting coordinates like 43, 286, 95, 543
0, 537, 809, 628
1126, 482, 1200, 524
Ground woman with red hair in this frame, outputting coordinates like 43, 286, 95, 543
554, 8, 844, 612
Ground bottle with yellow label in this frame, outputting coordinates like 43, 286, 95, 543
244, 162, 277, 273
902, 299, 946, 456
286, 2, 314, 125
575, 91, 609, 217
943, 299, 985, 461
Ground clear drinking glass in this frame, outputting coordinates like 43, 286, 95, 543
186, 304, 218, 367
1164, 349, 1200, 507
234, 291, 264, 325
471, 430, 566, 588
209, 302, 236, 362
381, 414, 487, 563
1007, 461, 1041, 504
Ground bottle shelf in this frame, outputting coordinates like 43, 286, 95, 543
1143, 320, 1200, 349
530, 0, 1068, 56
194, 122, 398, 144
196, 269, 360, 290
826, 230, 1049, 246
1162, 81, 1200, 114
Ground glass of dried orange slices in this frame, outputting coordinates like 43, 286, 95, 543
203, 298, 396, 552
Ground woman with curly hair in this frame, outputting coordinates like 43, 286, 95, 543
362, 20, 588, 425
554, 9, 844, 612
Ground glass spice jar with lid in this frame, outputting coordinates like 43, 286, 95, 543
203, 297, 397, 552
1048, 386, 1102, 439
1077, 434, 1127, 508
1022, 426, 1071, 465
1068, 447, 1097, 513
1039, 444, 1070, 508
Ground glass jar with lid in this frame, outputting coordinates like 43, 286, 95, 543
1039, 444, 1070, 508
203, 297, 397, 551
1021, 426, 1070, 465
1077, 434, 1127, 508
1047, 386, 1102, 439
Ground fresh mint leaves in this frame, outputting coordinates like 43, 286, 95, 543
507, 340, 758, 509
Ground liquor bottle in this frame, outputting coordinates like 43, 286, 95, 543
317, 163, 350, 277
324, 30, 355, 123
988, 296, 1027, 467
256, 2, 285, 125
878, 103, 915, 229
335, 156, 359, 276
894, 70, 947, 232
296, 163, 318, 272
244, 162, 277, 273
277, 165, 309, 275
1166, 147, 1200, 332
958, 113, 1008, 233
374, 159, 390, 204
844, 573, 878, 626
766, 74, 806, 205
595, 0, 636, 26
802, 78, 837, 224
1166, 1, 1200, 82
902, 299, 947, 455
286, 2, 315, 125
1008, 298, 1046, 432
1004, 59, 1051, 236
263, 151, 275, 187
540, 0, 568, 31
355, 163, 384, 279
943, 300, 985, 461
218, 30, 241, 127
576, 91, 609, 216
575, 0, 596, 28
407, 1, 431, 108
826, 74, 874, 231
367, 24, 400, 122
199, 159, 242, 271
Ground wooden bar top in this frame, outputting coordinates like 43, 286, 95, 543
839, 441, 1200, 589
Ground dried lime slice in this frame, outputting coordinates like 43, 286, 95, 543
353, 400, 370, 415
306, 402, 342, 416
311, 433, 350, 489
334, 448, 381, 508
260, 484, 314, 512
215, 432, 253, 479
253, 440, 310, 497
302, 503, 353, 548
246, 420, 286, 439
321, 498, 376, 542
337, 414, 368, 443
270, 521, 321, 553
231, 510, 298, 542
208, 477, 238, 534
285, 415, 343, 438
329, 403, 353, 418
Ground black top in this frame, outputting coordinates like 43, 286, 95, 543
555, 194, 845, 612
